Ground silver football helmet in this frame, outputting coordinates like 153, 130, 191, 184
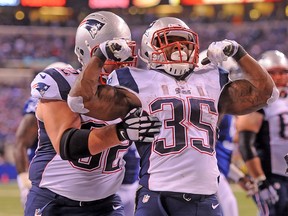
258, 50, 288, 71
74, 11, 137, 83
139, 17, 199, 77
259, 50, 288, 90
44, 62, 71, 70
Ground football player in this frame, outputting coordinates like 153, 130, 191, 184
68, 17, 278, 215
14, 62, 70, 208
25, 11, 161, 216
236, 50, 288, 216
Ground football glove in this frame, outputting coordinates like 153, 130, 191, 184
257, 178, 279, 205
202, 39, 239, 65
116, 108, 162, 142
92, 39, 132, 62
238, 176, 258, 196
17, 172, 31, 207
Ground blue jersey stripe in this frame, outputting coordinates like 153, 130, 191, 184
43, 69, 71, 101
116, 68, 139, 93
218, 67, 229, 88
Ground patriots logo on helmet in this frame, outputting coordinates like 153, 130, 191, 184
32, 82, 50, 97
144, 20, 156, 37
82, 19, 105, 39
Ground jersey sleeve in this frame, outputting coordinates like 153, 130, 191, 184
218, 67, 230, 88
31, 68, 74, 101
107, 67, 140, 94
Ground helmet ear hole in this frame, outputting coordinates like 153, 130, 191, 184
79, 49, 84, 56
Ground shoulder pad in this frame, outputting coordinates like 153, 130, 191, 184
218, 67, 229, 88
107, 67, 139, 93
31, 67, 79, 101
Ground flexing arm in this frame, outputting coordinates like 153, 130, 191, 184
68, 39, 140, 121
207, 40, 278, 115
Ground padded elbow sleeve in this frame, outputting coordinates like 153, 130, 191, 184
67, 95, 90, 114
60, 128, 91, 160
238, 130, 258, 162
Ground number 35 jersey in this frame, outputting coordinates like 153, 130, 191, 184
108, 65, 229, 195
30, 67, 129, 201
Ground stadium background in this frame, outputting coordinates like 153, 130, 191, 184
0, 0, 287, 215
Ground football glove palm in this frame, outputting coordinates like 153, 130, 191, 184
116, 108, 161, 142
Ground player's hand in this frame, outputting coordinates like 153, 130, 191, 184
202, 39, 239, 65
17, 172, 32, 207
257, 179, 279, 205
116, 108, 162, 142
238, 176, 258, 196
92, 39, 132, 62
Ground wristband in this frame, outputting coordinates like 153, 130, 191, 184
92, 48, 107, 63
116, 122, 128, 141
233, 45, 247, 62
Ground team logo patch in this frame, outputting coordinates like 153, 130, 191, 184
81, 19, 105, 39
142, 194, 150, 203
32, 82, 50, 97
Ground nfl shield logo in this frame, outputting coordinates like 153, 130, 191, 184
142, 194, 150, 203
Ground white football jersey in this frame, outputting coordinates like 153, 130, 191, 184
262, 96, 288, 176
108, 65, 229, 195
30, 66, 129, 201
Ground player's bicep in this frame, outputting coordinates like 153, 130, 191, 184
38, 99, 81, 153
83, 85, 134, 121
219, 80, 264, 115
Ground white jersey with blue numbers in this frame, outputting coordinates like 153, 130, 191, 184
30, 67, 129, 201
108, 64, 229, 195
259, 96, 288, 177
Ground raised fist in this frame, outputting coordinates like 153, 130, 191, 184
202, 39, 239, 65
93, 39, 132, 62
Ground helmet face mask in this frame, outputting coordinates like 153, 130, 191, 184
140, 18, 199, 78
74, 11, 137, 83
